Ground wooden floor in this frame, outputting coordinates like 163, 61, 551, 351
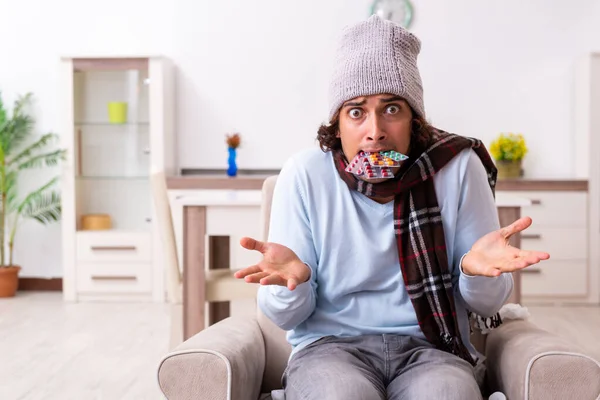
0, 292, 171, 400
0, 292, 599, 399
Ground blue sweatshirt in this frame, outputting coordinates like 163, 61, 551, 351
257, 147, 513, 360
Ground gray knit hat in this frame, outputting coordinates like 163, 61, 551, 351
328, 15, 425, 121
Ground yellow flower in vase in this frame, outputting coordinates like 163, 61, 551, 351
489, 133, 528, 179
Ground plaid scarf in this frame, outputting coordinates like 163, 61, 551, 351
333, 128, 498, 365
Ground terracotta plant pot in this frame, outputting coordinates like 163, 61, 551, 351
496, 160, 523, 180
0, 266, 21, 297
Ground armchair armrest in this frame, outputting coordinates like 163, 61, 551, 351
485, 319, 600, 400
157, 316, 266, 400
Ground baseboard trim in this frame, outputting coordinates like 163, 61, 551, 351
19, 278, 62, 291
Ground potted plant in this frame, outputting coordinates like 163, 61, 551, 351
0, 92, 65, 297
490, 133, 528, 179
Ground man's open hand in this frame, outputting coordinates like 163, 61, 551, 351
234, 237, 311, 290
461, 216, 550, 277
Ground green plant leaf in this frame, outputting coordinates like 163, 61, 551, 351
1, 114, 34, 155
1, 94, 35, 154
13, 93, 33, 115
16, 149, 66, 170
20, 189, 61, 224
8, 133, 59, 167
16, 176, 59, 214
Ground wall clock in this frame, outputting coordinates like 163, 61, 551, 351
370, 0, 414, 29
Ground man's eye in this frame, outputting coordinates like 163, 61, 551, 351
386, 105, 400, 114
349, 108, 363, 119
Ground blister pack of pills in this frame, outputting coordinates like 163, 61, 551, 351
345, 150, 408, 179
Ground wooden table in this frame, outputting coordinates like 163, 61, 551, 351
168, 175, 266, 340
169, 175, 531, 340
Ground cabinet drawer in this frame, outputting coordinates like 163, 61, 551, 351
76, 231, 152, 262
498, 191, 587, 227
521, 260, 587, 297
76, 262, 152, 293
521, 227, 587, 259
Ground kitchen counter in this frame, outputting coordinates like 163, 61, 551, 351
495, 179, 588, 191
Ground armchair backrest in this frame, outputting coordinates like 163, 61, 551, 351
256, 175, 293, 392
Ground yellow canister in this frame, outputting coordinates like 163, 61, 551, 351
107, 101, 128, 124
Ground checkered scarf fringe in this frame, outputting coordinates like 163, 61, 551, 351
333, 129, 499, 365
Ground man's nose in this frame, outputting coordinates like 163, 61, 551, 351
367, 114, 386, 141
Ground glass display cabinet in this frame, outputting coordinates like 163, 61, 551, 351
60, 56, 176, 302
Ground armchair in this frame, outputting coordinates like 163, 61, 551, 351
157, 176, 600, 400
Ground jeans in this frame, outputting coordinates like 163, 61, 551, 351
281, 334, 483, 400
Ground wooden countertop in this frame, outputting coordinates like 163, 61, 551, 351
495, 179, 588, 191
167, 174, 271, 190
168, 173, 589, 192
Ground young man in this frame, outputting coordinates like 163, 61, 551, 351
235, 15, 549, 400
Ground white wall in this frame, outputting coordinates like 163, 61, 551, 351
1, 0, 599, 277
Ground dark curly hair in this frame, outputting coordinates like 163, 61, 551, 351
316, 108, 433, 154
